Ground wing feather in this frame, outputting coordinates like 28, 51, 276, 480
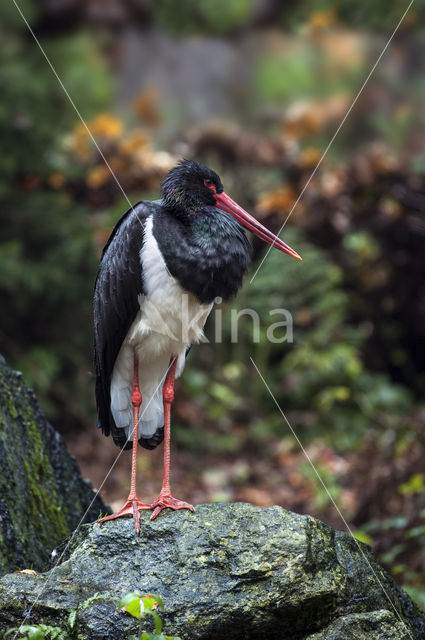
94, 201, 154, 448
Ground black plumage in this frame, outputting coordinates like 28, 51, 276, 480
153, 206, 252, 303
94, 162, 254, 452
94, 201, 150, 449
94, 160, 299, 457
94, 201, 251, 449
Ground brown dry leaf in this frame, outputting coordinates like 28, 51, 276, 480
69, 113, 124, 159
119, 131, 150, 156
15, 569, 38, 575
257, 186, 296, 214
132, 87, 161, 127
320, 31, 365, 69
368, 144, 399, 174
284, 101, 321, 138
137, 150, 175, 174
89, 113, 124, 139
108, 156, 127, 174
320, 169, 345, 198
299, 147, 321, 169
48, 172, 66, 189
189, 121, 291, 166
283, 95, 349, 140
86, 165, 110, 189
306, 9, 337, 36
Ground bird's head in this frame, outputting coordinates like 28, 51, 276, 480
161, 159, 223, 210
161, 159, 302, 260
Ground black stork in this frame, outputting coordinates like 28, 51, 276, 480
94, 159, 301, 533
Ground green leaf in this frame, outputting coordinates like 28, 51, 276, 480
4, 627, 45, 640
353, 530, 372, 545
148, 594, 165, 611
119, 593, 142, 619
68, 609, 77, 630
124, 598, 142, 620
399, 474, 425, 495
142, 594, 164, 612
36, 625, 66, 640
141, 595, 156, 612
119, 592, 141, 607
406, 525, 425, 539
150, 611, 163, 635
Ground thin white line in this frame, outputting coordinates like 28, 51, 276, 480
250, 0, 414, 284
10, 0, 137, 215
250, 357, 415, 639
11, 361, 174, 637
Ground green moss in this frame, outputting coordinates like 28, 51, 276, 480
22, 423, 69, 543
0, 359, 106, 575
6, 390, 17, 419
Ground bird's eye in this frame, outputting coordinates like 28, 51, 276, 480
204, 178, 216, 191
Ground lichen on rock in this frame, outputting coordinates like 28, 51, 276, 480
0, 503, 424, 640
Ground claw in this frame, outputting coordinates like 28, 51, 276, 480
98, 496, 152, 535
149, 493, 194, 520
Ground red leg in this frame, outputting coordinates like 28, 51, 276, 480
150, 356, 194, 520
98, 352, 151, 534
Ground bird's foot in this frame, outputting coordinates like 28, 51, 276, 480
149, 491, 194, 521
98, 495, 152, 535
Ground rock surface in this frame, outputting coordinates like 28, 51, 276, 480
0, 356, 108, 575
0, 503, 424, 640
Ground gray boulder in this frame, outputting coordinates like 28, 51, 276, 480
0, 503, 423, 640
0, 355, 108, 575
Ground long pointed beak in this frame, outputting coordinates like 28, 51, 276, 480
214, 191, 302, 261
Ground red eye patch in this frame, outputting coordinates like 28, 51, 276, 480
204, 179, 216, 192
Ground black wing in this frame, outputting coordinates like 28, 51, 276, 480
94, 201, 154, 449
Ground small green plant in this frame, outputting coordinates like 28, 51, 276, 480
119, 593, 181, 640
4, 593, 112, 640
68, 593, 112, 637
4, 592, 181, 640
4, 625, 67, 640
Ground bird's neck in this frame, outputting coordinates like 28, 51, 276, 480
153, 207, 252, 304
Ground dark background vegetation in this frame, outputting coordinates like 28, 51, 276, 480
1, 0, 425, 607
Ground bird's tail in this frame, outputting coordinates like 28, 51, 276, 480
110, 359, 165, 450
110, 348, 186, 451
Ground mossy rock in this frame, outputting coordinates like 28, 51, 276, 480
0, 503, 424, 639
0, 355, 107, 575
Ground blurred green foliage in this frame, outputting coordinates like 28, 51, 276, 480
154, 0, 253, 35
0, 9, 112, 425
293, 0, 425, 31
150, 0, 425, 34
195, 230, 412, 453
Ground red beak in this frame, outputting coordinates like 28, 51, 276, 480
214, 191, 302, 261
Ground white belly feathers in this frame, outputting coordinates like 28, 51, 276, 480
110, 215, 212, 441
